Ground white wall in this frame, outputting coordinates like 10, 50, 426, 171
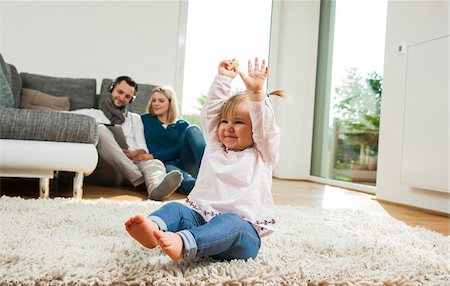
377, 0, 449, 213
0, 1, 182, 95
270, 0, 320, 179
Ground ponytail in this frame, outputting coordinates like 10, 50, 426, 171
268, 89, 286, 98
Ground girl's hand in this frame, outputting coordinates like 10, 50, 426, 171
238, 57, 268, 93
218, 59, 238, 78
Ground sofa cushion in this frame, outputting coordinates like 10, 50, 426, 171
20, 88, 70, 111
0, 108, 98, 144
99, 78, 156, 114
20, 73, 96, 110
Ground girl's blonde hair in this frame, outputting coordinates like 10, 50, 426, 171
219, 89, 286, 119
147, 86, 179, 124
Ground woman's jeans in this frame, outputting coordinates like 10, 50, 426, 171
149, 202, 261, 261
165, 125, 205, 195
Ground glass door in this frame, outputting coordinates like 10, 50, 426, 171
181, 0, 272, 126
311, 0, 388, 187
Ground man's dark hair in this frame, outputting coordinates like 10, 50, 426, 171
109, 76, 139, 95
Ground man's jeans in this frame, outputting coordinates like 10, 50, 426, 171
165, 125, 206, 195
149, 202, 261, 261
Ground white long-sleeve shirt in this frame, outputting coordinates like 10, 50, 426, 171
69, 108, 111, 124
70, 109, 147, 152
186, 75, 281, 237
122, 112, 148, 152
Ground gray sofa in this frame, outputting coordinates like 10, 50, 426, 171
0, 53, 156, 198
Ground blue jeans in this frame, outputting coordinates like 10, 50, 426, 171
148, 202, 261, 261
165, 125, 205, 195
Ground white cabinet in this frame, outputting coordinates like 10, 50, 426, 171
400, 35, 449, 193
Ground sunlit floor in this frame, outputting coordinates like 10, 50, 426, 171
272, 179, 449, 235
0, 177, 448, 236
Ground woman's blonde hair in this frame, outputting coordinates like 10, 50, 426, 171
219, 89, 286, 119
147, 86, 179, 124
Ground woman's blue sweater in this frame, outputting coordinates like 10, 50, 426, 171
141, 114, 189, 162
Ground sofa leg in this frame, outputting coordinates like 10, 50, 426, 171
73, 172, 84, 199
39, 178, 50, 198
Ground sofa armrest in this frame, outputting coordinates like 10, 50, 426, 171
0, 108, 98, 144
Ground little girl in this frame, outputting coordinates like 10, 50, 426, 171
125, 57, 284, 261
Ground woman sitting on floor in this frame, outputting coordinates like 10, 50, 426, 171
141, 86, 205, 195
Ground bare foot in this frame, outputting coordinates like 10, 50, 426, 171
154, 230, 184, 261
124, 215, 159, 248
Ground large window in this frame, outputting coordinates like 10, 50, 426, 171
182, 0, 272, 125
311, 0, 388, 186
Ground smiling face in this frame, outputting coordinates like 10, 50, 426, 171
111, 80, 135, 108
150, 91, 171, 119
218, 97, 254, 151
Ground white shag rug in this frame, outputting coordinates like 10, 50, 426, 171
0, 196, 449, 286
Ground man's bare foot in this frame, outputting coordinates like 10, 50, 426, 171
124, 215, 159, 248
154, 230, 184, 261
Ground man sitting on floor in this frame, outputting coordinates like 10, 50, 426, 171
72, 76, 182, 200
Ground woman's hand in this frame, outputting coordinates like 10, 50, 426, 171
218, 59, 238, 78
238, 57, 268, 93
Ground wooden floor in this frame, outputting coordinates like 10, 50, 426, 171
1, 177, 448, 236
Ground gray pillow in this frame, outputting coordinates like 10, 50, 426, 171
0, 55, 14, 108
20, 88, 70, 111
8, 64, 22, 108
